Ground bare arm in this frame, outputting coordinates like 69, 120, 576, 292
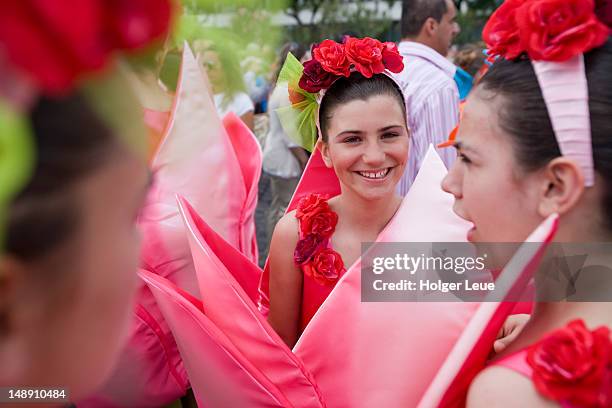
267, 212, 303, 348
289, 146, 309, 171
467, 366, 557, 408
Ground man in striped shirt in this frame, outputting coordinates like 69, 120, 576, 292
394, 0, 461, 196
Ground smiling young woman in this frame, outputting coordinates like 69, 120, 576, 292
267, 67, 410, 348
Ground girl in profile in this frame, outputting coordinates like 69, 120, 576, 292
441, 1, 612, 406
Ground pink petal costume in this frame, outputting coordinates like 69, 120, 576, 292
87, 41, 557, 407
418, 215, 558, 408
79, 45, 261, 407
159, 140, 555, 406
140, 269, 291, 407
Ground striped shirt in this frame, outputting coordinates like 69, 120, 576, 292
393, 41, 460, 196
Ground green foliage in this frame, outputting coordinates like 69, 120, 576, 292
157, 1, 286, 92
285, 0, 397, 45
454, 0, 502, 44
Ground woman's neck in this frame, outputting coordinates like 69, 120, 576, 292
330, 187, 402, 236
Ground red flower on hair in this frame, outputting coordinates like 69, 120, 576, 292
303, 248, 345, 286
313, 39, 351, 77
0, 0, 174, 94
596, 0, 612, 30
344, 37, 385, 78
484, 0, 609, 62
517, 0, 609, 61
105, 0, 174, 50
381, 42, 404, 73
482, 0, 527, 59
527, 319, 612, 407
298, 58, 337, 93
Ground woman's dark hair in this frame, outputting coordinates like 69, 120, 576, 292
318, 72, 407, 142
401, 0, 448, 38
478, 37, 612, 230
6, 93, 118, 260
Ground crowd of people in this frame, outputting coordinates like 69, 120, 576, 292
1, 0, 612, 407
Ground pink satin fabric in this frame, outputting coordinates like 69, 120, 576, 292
418, 215, 558, 408
148, 145, 548, 407
292, 147, 479, 407
532, 56, 595, 187
80, 45, 261, 407
177, 196, 326, 407
140, 270, 291, 407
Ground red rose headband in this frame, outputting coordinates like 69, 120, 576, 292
276, 36, 404, 152
483, 0, 610, 187
0, 0, 175, 248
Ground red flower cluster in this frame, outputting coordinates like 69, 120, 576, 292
483, 0, 609, 62
0, 0, 175, 94
527, 319, 612, 407
299, 37, 404, 93
294, 194, 345, 286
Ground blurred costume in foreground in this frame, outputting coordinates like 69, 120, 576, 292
80, 44, 261, 407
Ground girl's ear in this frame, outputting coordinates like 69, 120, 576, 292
537, 157, 585, 218
319, 140, 333, 168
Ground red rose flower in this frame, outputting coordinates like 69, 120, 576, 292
596, 0, 612, 31
313, 39, 351, 77
345, 37, 385, 78
303, 248, 345, 286
296, 194, 329, 220
105, 0, 174, 50
301, 210, 338, 238
0, 0, 173, 94
0, 0, 108, 93
294, 234, 325, 265
527, 319, 612, 407
381, 42, 404, 73
482, 0, 528, 59
298, 59, 338, 93
516, 0, 609, 61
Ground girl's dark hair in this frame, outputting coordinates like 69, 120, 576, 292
6, 93, 117, 260
319, 72, 407, 142
478, 37, 612, 230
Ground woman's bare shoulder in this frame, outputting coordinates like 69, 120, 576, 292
467, 365, 557, 408
272, 210, 299, 241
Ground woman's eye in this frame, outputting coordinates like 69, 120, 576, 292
343, 136, 361, 144
382, 132, 399, 139
459, 153, 471, 164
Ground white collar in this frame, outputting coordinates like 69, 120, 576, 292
398, 41, 457, 78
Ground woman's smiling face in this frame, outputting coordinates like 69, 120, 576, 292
321, 94, 409, 201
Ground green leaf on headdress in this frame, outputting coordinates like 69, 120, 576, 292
276, 52, 319, 152
0, 100, 35, 248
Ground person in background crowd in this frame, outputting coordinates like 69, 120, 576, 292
194, 40, 255, 130
259, 42, 309, 262
395, 0, 461, 195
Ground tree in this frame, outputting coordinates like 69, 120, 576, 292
285, 0, 397, 45
454, 0, 503, 44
